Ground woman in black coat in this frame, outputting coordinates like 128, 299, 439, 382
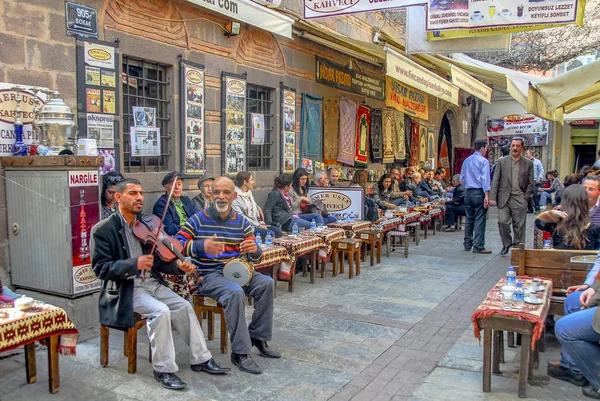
264, 174, 314, 232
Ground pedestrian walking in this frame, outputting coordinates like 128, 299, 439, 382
460, 139, 492, 254
490, 137, 534, 256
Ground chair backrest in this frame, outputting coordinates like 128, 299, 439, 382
510, 243, 598, 292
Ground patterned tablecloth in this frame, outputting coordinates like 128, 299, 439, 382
300, 228, 346, 259
0, 302, 79, 355
273, 235, 323, 258
472, 276, 553, 348
374, 217, 401, 232
254, 245, 292, 269
327, 221, 372, 238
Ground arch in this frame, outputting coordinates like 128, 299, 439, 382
234, 26, 286, 74
438, 111, 454, 178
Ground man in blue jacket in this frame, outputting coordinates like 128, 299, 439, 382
153, 171, 199, 235
443, 175, 467, 232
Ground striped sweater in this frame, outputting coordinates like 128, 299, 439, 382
176, 206, 262, 276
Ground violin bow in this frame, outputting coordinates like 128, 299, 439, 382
142, 172, 179, 280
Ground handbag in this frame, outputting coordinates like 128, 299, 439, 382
305, 200, 329, 217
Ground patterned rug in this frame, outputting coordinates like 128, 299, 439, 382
337, 97, 357, 165
355, 104, 370, 168
370, 108, 383, 163
300, 93, 323, 162
382, 108, 395, 164
410, 120, 420, 166
394, 110, 406, 161
323, 97, 340, 165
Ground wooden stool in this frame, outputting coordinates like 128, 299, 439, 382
331, 238, 361, 279
100, 312, 152, 374
357, 229, 382, 266
192, 294, 228, 354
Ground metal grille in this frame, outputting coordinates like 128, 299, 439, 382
122, 57, 170, 172
245, 84, 273, 170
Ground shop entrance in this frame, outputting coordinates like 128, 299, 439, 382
573, 145, 597, 172
437, 113, 453, 178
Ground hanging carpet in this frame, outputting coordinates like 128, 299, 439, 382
382, 108, 395, 164
323, 97, 340, 165
300, 93, 323, 162
337, 97, 357, 165
370, 108, 383, 163
355, 104, 370, 168
394, 110, 406, 161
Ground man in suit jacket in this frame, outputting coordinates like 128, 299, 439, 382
443, 174, 467, 232
490, 137, 534, 256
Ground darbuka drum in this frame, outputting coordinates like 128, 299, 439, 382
222, 258, 254, 287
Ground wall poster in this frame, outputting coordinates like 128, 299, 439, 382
222, 72, 247, 175
281, 86, 296, 173
180, 59, 206, 176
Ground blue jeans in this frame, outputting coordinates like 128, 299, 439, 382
540, 191, 552, 207
298, 213, 324, 226
556, 291, 600, 389
463, 189, 487, 252
254, 225, 283, 239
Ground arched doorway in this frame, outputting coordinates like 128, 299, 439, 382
438, 113, 453, 179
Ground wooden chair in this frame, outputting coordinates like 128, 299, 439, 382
100, 312, 152, 374
331, 238, 361, 279
357, 229, 382, 266
192, 294, 228, 354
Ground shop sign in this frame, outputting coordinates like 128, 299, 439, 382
426, 0, 581, 32
450, 65, 492, 103
385, 48, 459, 105
65, 2, 98, 39
304, 0, 427, 19
308, 187, 365, 220
426, 24, 564, 41
385, 76, 429, 120
570, 120, 597, 126
316, 57, 384, 100
486, 116, 549, 147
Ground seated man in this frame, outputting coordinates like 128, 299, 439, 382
153, 171, 199, 235
192, 175, 214, 210
92, 178, 228, 391
419, 170, 441, 202
406, 173, 434, 204
310, 170, 329, 187
177, 177, 280, 375
328, 167, 341, 187
431, 168, 448, 198
443, 175, 466, 232
390, 167, 413, 206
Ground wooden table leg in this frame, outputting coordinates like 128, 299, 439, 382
432, 217, 437, 235
386, 232, 390, 257
25, 342, 37, 384
310, 251, 316, 284
376, 238, 382, 263
483, 327, 492, 393
47, 335, 59, 394
271, 264, 277, 298
424, 223, 429, 239
404, 234, 409, 258
369, 240, 375, 266
519, 333, 531, 398
288, 261, 295, 292
361, 242, 367, 263
332, 250, 338, 277
508, 331, 515, 348
355, 249, 360, 276
320, 258, 326, 279
493, 330, 501, 374
348, 250, 354, 279
500, 331, 505, 363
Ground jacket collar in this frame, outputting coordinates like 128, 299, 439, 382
206, 204, 234, 221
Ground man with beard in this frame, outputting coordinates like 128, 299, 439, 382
92, 178, 229, 391
390, 167, 413, 206
176, 177, 279, 375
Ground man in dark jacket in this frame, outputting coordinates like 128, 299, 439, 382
153, 171, 199, 235
91, 178, 229, 391
443, 174, 467, 232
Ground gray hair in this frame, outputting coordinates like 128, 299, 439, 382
314, 170, 327, 182
410, 173, 421, 179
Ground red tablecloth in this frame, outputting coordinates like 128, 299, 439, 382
254, 245, 292, 269
472, 276, 553, 349
0, 303, 79, 355
273, 235, 323, 280
300, 228, 346, 260
327, 220, 372, 238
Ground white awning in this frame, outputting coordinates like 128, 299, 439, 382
187, 0, 294, 39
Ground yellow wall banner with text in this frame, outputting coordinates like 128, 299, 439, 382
427, 24, 562, 40
385, 77, 429, 120
450, 65, 492, 103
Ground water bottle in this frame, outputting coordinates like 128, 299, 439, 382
513, 282, 525, 310
310, 219, 317, 230
265, 232, 273, 246
506, 266, 516, 287
343, 213, 349, 223
349, 212, 355, 222
543, 239, 552, 250
255, 233, 263, 247
292, 221, 299, 235
36, 145, 57, 156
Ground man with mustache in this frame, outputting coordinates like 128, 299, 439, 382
176, 177, 279, 375
91, 178, 229, 391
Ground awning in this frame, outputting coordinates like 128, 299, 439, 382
564, 104, 600, 120
449, 65, 492, 103
186, 0, 294, 39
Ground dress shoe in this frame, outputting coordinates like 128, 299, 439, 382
464, 247, 472, 252
583, 385, 600, 399
500, 247, 510, 256
547, 364, 589, 387
473, 249, 492, 254
443, 226, 457, 232
231, 353, 262, 374
251, 338, 281, 358
153, 371, 186, 390
191, 358, 230, 374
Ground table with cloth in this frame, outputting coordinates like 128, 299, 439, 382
472, 277, 552, 398
273, 235, 323, 291
327, 220, 372, 239
388, 211, 422, 256
299, 227, 346, 277
0, 302, 79, 393
413, 206, 443, 239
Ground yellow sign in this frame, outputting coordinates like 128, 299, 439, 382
427, 24, 561, 40
385, 48, 459, 106
450, 65, 493, 103
385, 76, 429, 120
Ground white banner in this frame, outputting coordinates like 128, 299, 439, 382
130, 127, 161, 156
450, 65, 493, 103
186, 0, 293, 38
385, 48, 459, 106
308, 187, 365, 220
304, 0, 427, 19
486, 116, 549, 146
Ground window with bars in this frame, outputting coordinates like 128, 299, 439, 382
122, 57, 170, 172
245, 84, 274, 170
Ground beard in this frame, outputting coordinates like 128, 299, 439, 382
215, 200, 230, 213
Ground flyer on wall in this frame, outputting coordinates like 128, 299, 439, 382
224, 75, 247, 175
87, 113, 114, 148
183, 62, 206, 175
282, 89, 296, 172
130, 127, 161, 156
426, 0, 581, 31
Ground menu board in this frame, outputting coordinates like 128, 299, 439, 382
222, 72, 247, 175
281, 87, 296, 173
180, 59, 206, 176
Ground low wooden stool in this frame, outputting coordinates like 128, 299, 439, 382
331, 238, 361, 279
100, 312, 152, 374
192, 294, 228, 354
356, 229, 382, 266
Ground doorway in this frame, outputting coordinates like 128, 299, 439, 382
573, 145, 597, 172
438, 113, 453, 178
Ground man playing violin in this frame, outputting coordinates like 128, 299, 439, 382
176, 176, 280, 375
91, 178, 229, 391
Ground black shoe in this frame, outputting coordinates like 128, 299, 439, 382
191, 358, 231, 374
251, 338, 281, 359
153, 371, 186, 390
464, 247, 472, 252
547, 364, 589, 387
500, 247, 510, 256
583, 385, 600, 399
443, 226, 457, 232
473, 249, 492, 254
231, 353, 262, 374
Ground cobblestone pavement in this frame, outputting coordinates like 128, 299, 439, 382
0, 210, 586, 400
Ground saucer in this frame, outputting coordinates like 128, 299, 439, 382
471, 14, 484, 21
525, 296, 543, 305
530, 285, 545, 292
499, 12, 511, 17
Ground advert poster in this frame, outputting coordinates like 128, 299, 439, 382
426, 0, 580, 31
86, 88, 101, 112
85, 66, 100, 86
130, 127, 161, 156
251, 113, 265, 144
100, 69, 116, 87
486, 116, 549, 146
385, 76, 429, 120
282, 89, 296, 172
223, 74, 247, 175
103, 89, 115, 114
308, 187, 365, 220
84, 41, 115, 69
181, 61, 206, 175
87, 113, 114, 148
68, 170, 101, 294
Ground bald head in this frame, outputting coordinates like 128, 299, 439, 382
212, 176, 237, 216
